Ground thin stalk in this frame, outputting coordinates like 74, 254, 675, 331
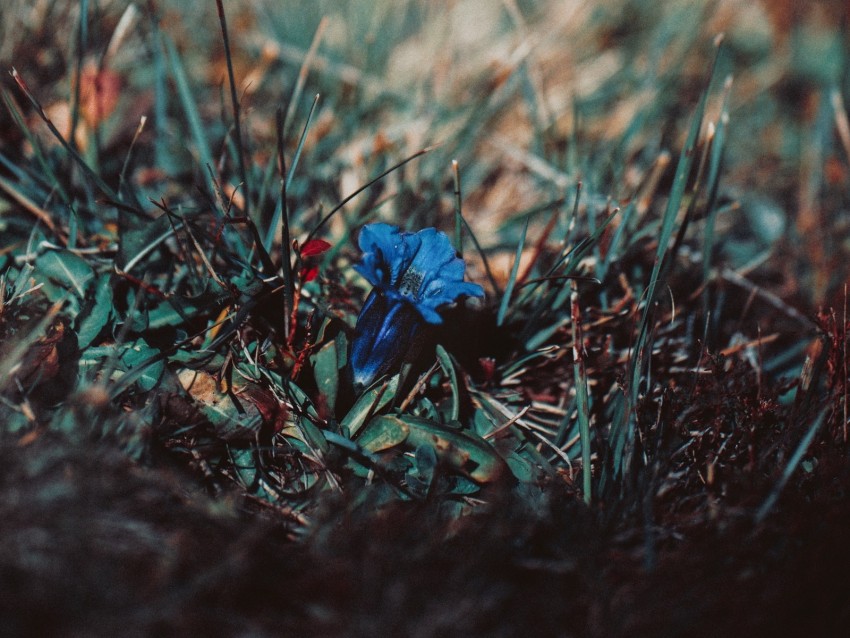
571, 280, 592, 504
276, 106, 294, 338
215, 0, 250, 215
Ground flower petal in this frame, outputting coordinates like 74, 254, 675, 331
354, 223, 419, 288
300, 238, 332, 257
353, 223, 484, 325
349, 289, 424, 389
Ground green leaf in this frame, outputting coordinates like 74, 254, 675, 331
435, 344, 460, 422
163, 33, 214, 188
358, 415, 410, 452
400, 414, 508, 483
505, 452, 537, 482
342, 374, 399, 437
75, 273, 113, 349
116, 212, 173, 272
229, 446, 259, 490
117, 340, 165, 391
36, 250, 94, 298
311, 338, 340, 413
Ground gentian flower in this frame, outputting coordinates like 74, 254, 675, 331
349, 223, 484, 390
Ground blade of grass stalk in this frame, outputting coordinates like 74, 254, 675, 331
656, 110, 720, 281
515, 209, 616, 344
553, 395, 578, 449
103, 4, 140, 64
118, 116, 147, 203
509, 186, 583, 313
0, 89, 70, 206
562, 181, 582, 246
283, 16, 328, 135
203, 167, 253, 263
557, 208, 619, 280
702, 76, 733, 288
121, 222, 178, 274
516, 203, 565, 288
162, 34, 215, 194
571, 280, 592, 504
474, 392, 557, 478
629, 39, 723, 402
205, 171, 275, 274
755, 408, 827, 523
597, 201, 636, 284
11, 69, 119, 202
460, 215, 501, 296
264, 94, 320, 251
306, 145, 436, 242
68, 0, 88, 153
435, 344, 460, 423
147, 10, 168, 169
274, 107, 294, 335
0, 175, 61, 237
606, 35, 724, 478
452, 160, 463, 255
599, 391, 629, 495
102, 278, 149, 396
499, 345, 559, 380
524, 316, 571, 352
497, 216, 528, 327
286, 93, 320, 195
215, 0, 251, 216
67, 206, 79, 251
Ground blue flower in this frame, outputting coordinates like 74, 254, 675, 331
349, 224, 484, 390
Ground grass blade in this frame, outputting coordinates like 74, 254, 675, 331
755, 408, 827, 523
452, 159, 463, 255
435, 344, 460, 423
629, 40, 723, 401
215, 0, 251, 216
497, 216, 528, 327
162, 34, 215, 195
571, 280, 592, 504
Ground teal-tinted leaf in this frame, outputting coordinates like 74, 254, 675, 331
335, 330, 348, 369
472, 408, 495, 437
451, 475, 481, 495
358, 415, 409, 452
169, 347, 226, 370
116, 211, 173, 272
294, 416, 330, 456
342, 374, 399, 437
75, 273, 113, 349
118, 340, 165, 391
237, 363, 330, 455
400, 414, 508, 483
408, 444, 438, 493
311, 338, 340, 413
435, 344, 459, 422
229, 446, 259, 490
36, 250, 94, 297
201, 397, 263, 438
505, 451, 537, 482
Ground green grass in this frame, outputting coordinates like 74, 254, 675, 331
1, 1, 849, 635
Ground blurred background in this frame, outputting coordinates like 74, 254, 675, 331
2, 0, 848, 312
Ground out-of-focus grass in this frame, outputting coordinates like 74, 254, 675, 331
1, 0, 850, 634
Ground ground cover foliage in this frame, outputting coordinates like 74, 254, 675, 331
1, 0, 849, 635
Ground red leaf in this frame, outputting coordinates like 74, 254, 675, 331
300, 239, 332, 257
301, 265, 319, 282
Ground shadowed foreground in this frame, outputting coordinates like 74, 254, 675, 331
2, 431, 848, 637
